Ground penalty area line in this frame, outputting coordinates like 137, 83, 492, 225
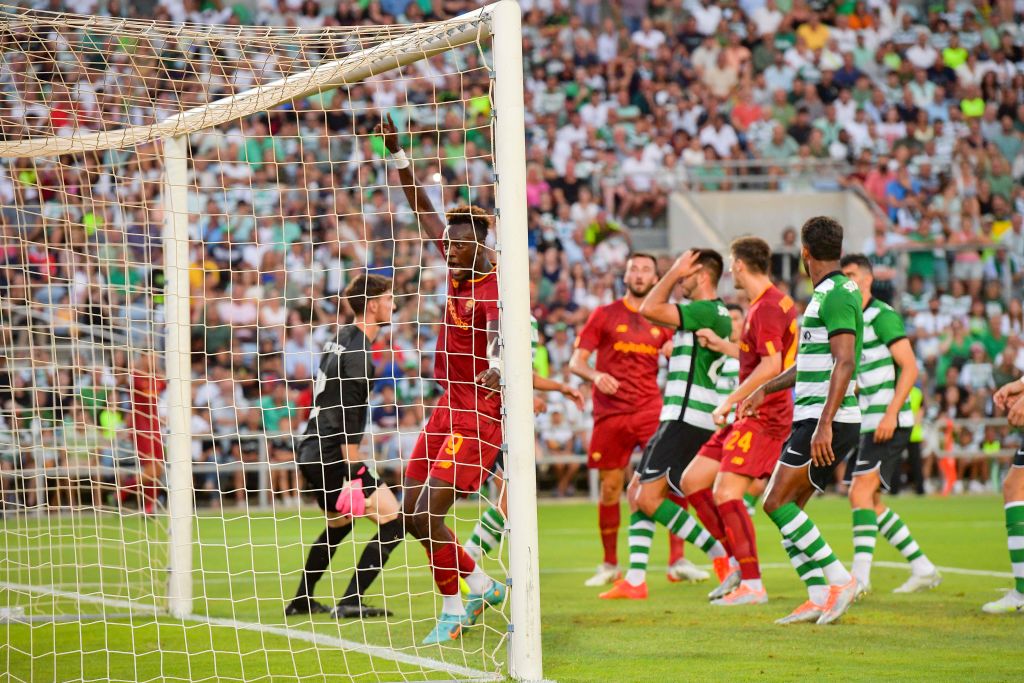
0, 581, 500, 682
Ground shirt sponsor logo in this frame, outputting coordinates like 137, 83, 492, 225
447, 299, 472, 329
612, 340, 659, 355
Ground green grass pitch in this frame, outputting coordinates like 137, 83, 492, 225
1, 494, 1019, 682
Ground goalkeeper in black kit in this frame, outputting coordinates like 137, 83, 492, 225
286, 274, 404, 619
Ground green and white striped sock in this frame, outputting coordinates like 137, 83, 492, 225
624, 511, 656, 586
466, 505, 505, 557
769, 502, 851, 586
850, 508, 878, 585
652, 499, 726, 559
878, 508, 935, 576
781, 537, 829, 605
1005, 502, 1024, 594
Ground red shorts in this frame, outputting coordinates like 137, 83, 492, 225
404, 394, 502, 494
697, 417, 786, 480
588, 407, 661, 470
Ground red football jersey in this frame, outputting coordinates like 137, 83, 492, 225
435, 268, 502, 419
740, 285, 797, 436
131, 374, 165, 426
575, 298, 672, 419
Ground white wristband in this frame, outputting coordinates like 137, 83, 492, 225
393, 149, 410, 169
488, 357, 503, 373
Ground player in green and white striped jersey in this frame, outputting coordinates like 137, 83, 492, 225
840, 255, 940, 597
600, 249, 735, 600
463, 316, 584, 563
741, 216, 862, 625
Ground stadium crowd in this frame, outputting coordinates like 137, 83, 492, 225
2, 0, 1024, 507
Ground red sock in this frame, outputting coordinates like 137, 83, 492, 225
688, 488, 731, 554
598, 502, 620, 565
667, 493, 686, 564
455, 540, 477, 578
429, 543, 461, 596
719, 499, 760, 581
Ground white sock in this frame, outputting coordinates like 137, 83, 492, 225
819, 558, 852, 586
442, 594, 465, 615
741, 578, 763, 591
729, 556, 740, 570
464, 564, 492, 595
850, 555, 872, 585
624, 569, 645, 586
910, 555, 936, 576
808, 585, 829, 606
706, 542, 726, 560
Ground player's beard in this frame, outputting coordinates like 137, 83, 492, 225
626, 282, 654, 299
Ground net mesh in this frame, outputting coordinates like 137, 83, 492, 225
0, 3, 513, 681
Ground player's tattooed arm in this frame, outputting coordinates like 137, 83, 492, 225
476, 318, 502, 394
639, 250, 700, 328
375, 113, 446, 243
738, 364, 796, 418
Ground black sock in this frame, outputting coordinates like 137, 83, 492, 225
340, 518, 405, 604
294, 523, 352, 601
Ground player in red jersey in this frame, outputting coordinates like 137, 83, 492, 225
378, 115, 507, 644
682, 237, 798, 605
569, 254, 705, 587
130, 352, 166, 515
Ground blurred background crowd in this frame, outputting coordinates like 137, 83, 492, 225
2, 0, 1024, 508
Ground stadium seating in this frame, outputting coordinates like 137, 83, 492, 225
1, 0, 1022, 506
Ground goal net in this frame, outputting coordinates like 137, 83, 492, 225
0, 2, 540, 681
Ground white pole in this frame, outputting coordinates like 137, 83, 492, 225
491, 2, 544, 681
162, 134, 194, 619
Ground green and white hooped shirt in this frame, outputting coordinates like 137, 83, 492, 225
711, 354, 740, 425
793, 272, 863, 424
857, 298, 914, 434
661, 298, 734, 430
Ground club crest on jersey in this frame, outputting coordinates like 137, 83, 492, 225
649, 327, 660, 337
616, 324, 628, 333
465, 299, 475, 310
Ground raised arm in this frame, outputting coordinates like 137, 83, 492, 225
375, 113, 446, 243
639, 250, 700, 328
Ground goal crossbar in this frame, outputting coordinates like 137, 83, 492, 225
0, 3, 496, 158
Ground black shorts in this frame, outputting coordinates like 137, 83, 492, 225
297, 439, 377, 512
637, 420, 715, 496
844, 428, 912, 491
1014, 449, 1024, 468
779, 419, 861, 492
299, 460, 350, 512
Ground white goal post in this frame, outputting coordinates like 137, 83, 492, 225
0, 1, 543, 681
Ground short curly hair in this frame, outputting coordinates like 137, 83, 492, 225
801, 216, 844, 261
445, 205, 492, 243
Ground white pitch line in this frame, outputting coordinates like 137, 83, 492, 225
0, 581, 500, 682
